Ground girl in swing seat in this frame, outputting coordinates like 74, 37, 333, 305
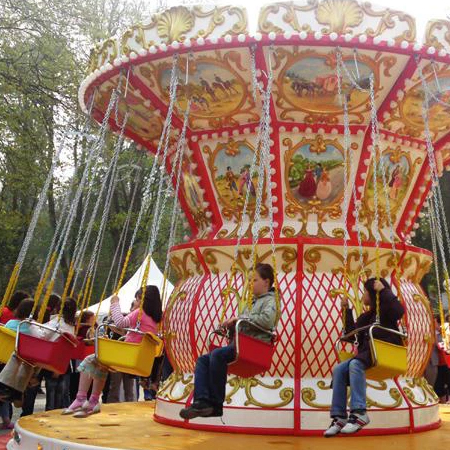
324, 277, 405, 437
63, 285, 162, 418
0, 298, 77, 403
179, 263, 278, 420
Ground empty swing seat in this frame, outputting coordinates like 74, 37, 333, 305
208, 319, 277, 378
95, 324, 163, 377
0, 326, 16, 364
16, 321, 77, 374
336, 324, 407, 381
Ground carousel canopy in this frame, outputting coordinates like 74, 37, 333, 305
78, 1, 450, 245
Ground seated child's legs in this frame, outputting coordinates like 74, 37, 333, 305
330, 359, 352, 418
348, 358, 367, 413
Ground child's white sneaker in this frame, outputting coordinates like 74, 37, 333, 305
323, 417, 348, 437
340, 412, 370, 434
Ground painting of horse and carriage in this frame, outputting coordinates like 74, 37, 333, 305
282, 55, 373, 112
159, 60, 245, 118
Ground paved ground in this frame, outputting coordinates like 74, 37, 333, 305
0, 390, 46, 437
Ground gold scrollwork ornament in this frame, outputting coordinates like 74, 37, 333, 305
226, 376, 294, 408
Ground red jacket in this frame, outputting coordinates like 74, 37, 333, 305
0, 307, 16, 325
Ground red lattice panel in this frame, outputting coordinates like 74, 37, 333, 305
194, 272, 243, 357
167, 275, 204, 373
268, 273, 296, 378
301, 272, 346, 378
400, 280, 432, 377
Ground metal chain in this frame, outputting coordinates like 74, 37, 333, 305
336, 49, 365, 274
369, 74, 381, 246
71, 79, 128, 276
140, 55, 179, 259
419, 59, 450, 109
71, 119, 130, 294
419, 63, 450, 265
36, 96, 97, 294
234, 46, 268, 255
111, 167, 142, 291
161, 101, 192, 301
429, 196, 449, 348
257, 49, 281, 317
372, 99, 397, 261
250, 45, 263, 103
79, 112, 129, 296
31, 88, 119, 319
112, 53, 180, 298
337, 49, 369, 93
247, 47, 275, 305
336, 52, 350, 273
369, 73, 382, 321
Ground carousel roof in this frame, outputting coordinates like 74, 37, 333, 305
78, 1, 450, 243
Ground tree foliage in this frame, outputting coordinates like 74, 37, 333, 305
0, 0, 185, 303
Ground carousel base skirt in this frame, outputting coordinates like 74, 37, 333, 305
7, 403, 450, 450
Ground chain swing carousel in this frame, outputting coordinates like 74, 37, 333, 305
9, 1, 450, 449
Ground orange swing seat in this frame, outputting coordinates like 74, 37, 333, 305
208, 319, 277, 378
16, 320, 77, 374
95, 323, 163, 377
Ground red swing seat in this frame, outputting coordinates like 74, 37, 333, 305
71, 336, 95, 360
208, 319, 277, 378
16, 320, 77, 374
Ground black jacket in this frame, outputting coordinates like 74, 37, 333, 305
343, 288, 405, 368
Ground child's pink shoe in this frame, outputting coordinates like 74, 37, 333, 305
61, 397, 86, 415
73, 401, 101, 418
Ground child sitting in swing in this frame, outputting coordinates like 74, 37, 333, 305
63, 285, 162, 418
179, 263, 278, 420
0, 297, 77, 402
324, 277, 405, 437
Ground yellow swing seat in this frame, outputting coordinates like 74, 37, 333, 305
0, 326, 16, 364
336, 324, 407, 381
95, 324, 163, 377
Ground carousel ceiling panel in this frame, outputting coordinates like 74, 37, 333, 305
94, 78, 164, 143
266, 46, 410, 125
382, 60, 450, 141
258, 1, 416, 43
133, 48, 261, 130
196, 133, 269, 239
278, 130, 364, 238
360, 141, 425, 236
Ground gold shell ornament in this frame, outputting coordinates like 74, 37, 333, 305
315, 0, 364, 34
157, 6, 195, 42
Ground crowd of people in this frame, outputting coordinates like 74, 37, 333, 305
0, 285, 171, 428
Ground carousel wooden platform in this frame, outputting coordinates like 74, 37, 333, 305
6, 403, 450, 450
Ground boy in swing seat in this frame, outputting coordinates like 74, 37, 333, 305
179, 263, 278, 420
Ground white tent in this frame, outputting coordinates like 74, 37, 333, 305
88, 256, 174, 316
